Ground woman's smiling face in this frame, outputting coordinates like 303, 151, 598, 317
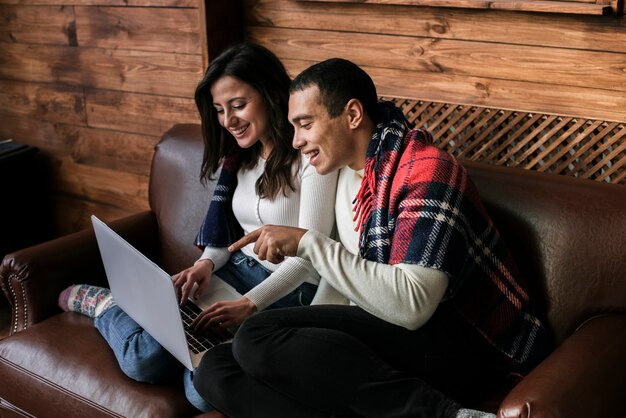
211, 75, 271, 154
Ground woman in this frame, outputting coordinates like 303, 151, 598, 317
58, 43, 337, 412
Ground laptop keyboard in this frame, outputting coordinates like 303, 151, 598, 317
180, 301, 235, 354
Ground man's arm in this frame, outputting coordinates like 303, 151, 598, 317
298, 230, 448, 330
230, 227, 448, 330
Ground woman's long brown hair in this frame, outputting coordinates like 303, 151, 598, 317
194, 42, 298, 199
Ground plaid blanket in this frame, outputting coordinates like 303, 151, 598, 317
195, 153, 243, 248
354, 102, 551, 368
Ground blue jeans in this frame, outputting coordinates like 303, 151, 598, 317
94, 250, 317, 412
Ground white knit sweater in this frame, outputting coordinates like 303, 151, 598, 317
198, 155, 338, 311
306, 166, 449, 330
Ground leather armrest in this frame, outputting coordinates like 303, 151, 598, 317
499, 314, 626, 418
0, 211, 158, 335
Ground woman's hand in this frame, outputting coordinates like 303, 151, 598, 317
173, 259, 214, 305
191, 297, 257, 333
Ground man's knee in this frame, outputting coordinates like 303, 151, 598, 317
232, 310, 285, 378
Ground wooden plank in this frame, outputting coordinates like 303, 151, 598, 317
0, 79, 86, 125
75, 6, 201, 54
248, 26, 626, 93
295, 0, 612, 15
73, 48, 203, 97
126, 0, 197, 7
0, 43, 202, 97
246, 0, 626, 53
0, 113, 74, 155
0, 114, 157, 176
52, 195, 137, 236
0, 0, 193, 6
281, 58, 626, 122
63, 125, 159, 176
0, 42, 77, 85
85, 89, 199, 136
0, 5, 75, 46
0, 0, 126, 6
54, 156, 150, 212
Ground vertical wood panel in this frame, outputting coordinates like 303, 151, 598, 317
0, 79, 86, 125
247, 26, 626, 92
245, 0, 626, 123
86, 89, 199, 136
75, 7, 201, 54
0, 5, 75, 45
0, 42, 203, 97
0, 0, 206, 237
54, 157, 150, 212
245, 0, 626, 53
61, 125, 159, 176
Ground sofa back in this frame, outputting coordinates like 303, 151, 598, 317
464, 160, 626, 343
149, 124, 212, 275
149, 124, 626, 344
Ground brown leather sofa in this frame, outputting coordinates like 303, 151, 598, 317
1, 124, 625, 418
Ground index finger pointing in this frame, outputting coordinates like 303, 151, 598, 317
228, 229, 262, 253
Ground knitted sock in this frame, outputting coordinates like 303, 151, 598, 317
59, 284, 116, 318
456, 409, 496, 418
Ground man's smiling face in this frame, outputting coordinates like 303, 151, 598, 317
289, 85, 356, 175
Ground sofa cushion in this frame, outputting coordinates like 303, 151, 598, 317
0, 313, 197, 418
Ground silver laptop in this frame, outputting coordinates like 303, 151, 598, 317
91, 215, 241, 370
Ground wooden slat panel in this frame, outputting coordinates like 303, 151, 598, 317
296, 0, 613, 15
577, 127, 626, 179
525, 118, 587, 171
0, 114, 75, 155
281, 58, 626, 122
246, 0, 626, 53
126, 0, 197, 7
552, 122, 617, 173
379, 98, 626, 184
0, 42, 202, 97
469, 111, 527, 158
54, 156, 150, 212
248, 26, 626, 93
0, 0, 194, 6
0, 42, 77, 84
75, 6, 201, 54
0, 80, 85, 125
0, 5, 75, 46
85, 89, 199, 136
53, 195, 137, 236
59, 125, 159, 176
72, 48, 203, 97
538, 120, 603, 170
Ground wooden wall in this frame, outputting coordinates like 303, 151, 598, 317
2, 0, 625, 239
244, 0, 626, 123
0, 0, 204, 236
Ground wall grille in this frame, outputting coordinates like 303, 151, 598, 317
384, 97, 626, 185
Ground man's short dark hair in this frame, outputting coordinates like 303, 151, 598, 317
290, 58, 379, 123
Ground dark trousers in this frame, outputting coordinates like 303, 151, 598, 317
193, 304, 508, 418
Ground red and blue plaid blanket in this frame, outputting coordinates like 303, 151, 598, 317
354, 102, 551, 368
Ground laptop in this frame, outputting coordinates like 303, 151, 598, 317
91, 215, 242, 370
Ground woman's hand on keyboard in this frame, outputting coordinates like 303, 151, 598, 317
173, 259, 215, 305
191, 297, 257, 332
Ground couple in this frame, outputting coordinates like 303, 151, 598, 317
59, 43, 551, 417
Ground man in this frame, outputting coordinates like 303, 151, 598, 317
193, 58, 552, 418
